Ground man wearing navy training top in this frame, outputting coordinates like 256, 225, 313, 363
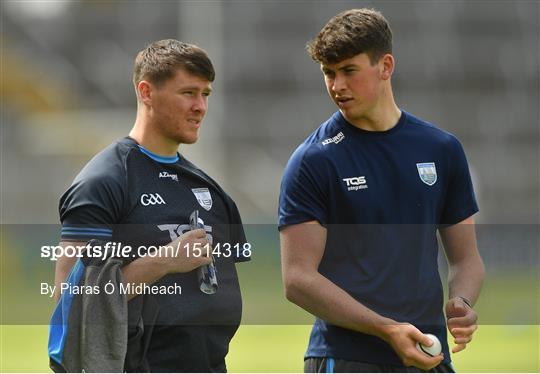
279, 9, 485, 373
52, 39, 248, 372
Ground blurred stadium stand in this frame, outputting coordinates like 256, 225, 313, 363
1, 1, 538, 226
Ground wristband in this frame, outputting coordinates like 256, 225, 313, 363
458, 296, 473, 308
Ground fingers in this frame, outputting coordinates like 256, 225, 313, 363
450, 325, 476, 352
197, 255, 213, 266
410, 329, 434, 347
447, 300, 477, 356
404, 350, 443, 370
447, 310, 477, 329
453, 335, 473, 344
452, 343, 467, 353
415, 350, 444, 365
396, 326, 443, 370
185, 228, 207, 239
450, 325, 477, 338
446, 297, 469, 318
185, 239, 212, 257
412, 335, 443, 370
419, 334, 435, 347
165, 229, 214, 273
183, 230, 212, 257
423, 354, 444, 369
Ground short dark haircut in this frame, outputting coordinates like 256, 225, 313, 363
307, 8, 393, 65
133, 39, 215, 89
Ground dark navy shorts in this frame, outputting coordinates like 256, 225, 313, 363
304, 357, 455, 373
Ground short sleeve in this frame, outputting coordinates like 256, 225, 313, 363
439, 138, 479, 225
59, 174, 126, 242
278, 146, 328, 229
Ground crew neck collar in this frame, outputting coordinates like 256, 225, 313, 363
125, 137, 180, 164
335, 110, 407, 137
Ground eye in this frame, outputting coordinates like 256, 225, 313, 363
202, 91, 211, 97
323, 70, 335, 78
182, 91, 194, 96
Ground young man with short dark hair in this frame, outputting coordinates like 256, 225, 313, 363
279, 9, 484, 372
51, 39, 248, 372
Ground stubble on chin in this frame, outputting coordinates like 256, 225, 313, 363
174, 130, 199, 145
180, 136, 198, 145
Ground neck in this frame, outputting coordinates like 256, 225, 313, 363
129, 113, 179, 157
345, 88, 401, 132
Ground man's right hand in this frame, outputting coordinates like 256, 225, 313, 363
164, 229, 212, 273
382, 323, 444, 370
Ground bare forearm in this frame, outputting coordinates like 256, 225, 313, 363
448, 256, 485, 306
121, 255, 170, 300
121, 230, 211, 300
285, 270, 395, 341
280, 223, 442, 369
54, 230, 209, 302
441, 217, 485, 306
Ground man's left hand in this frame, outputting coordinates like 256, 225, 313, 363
446, 297, 478, 353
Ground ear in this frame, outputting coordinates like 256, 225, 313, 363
380, 54, 395, 80
137, 80, 153, 105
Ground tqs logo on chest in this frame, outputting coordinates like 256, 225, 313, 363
343, 176, 368, 191
192, 188, 212, 211
140, 193, 166, 206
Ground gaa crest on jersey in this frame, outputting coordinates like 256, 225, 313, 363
416, 162, 437, 186
192, 188, 212, 211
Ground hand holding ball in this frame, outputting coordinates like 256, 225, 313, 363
416, 334, 442, 357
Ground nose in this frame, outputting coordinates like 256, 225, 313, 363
332, 73, 346, 93
192, 94, 207, 114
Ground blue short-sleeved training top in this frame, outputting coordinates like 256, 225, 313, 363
279, 110, 478, 366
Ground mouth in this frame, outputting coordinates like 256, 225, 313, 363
335, 97, 353, 107
187, 119, 201, 128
